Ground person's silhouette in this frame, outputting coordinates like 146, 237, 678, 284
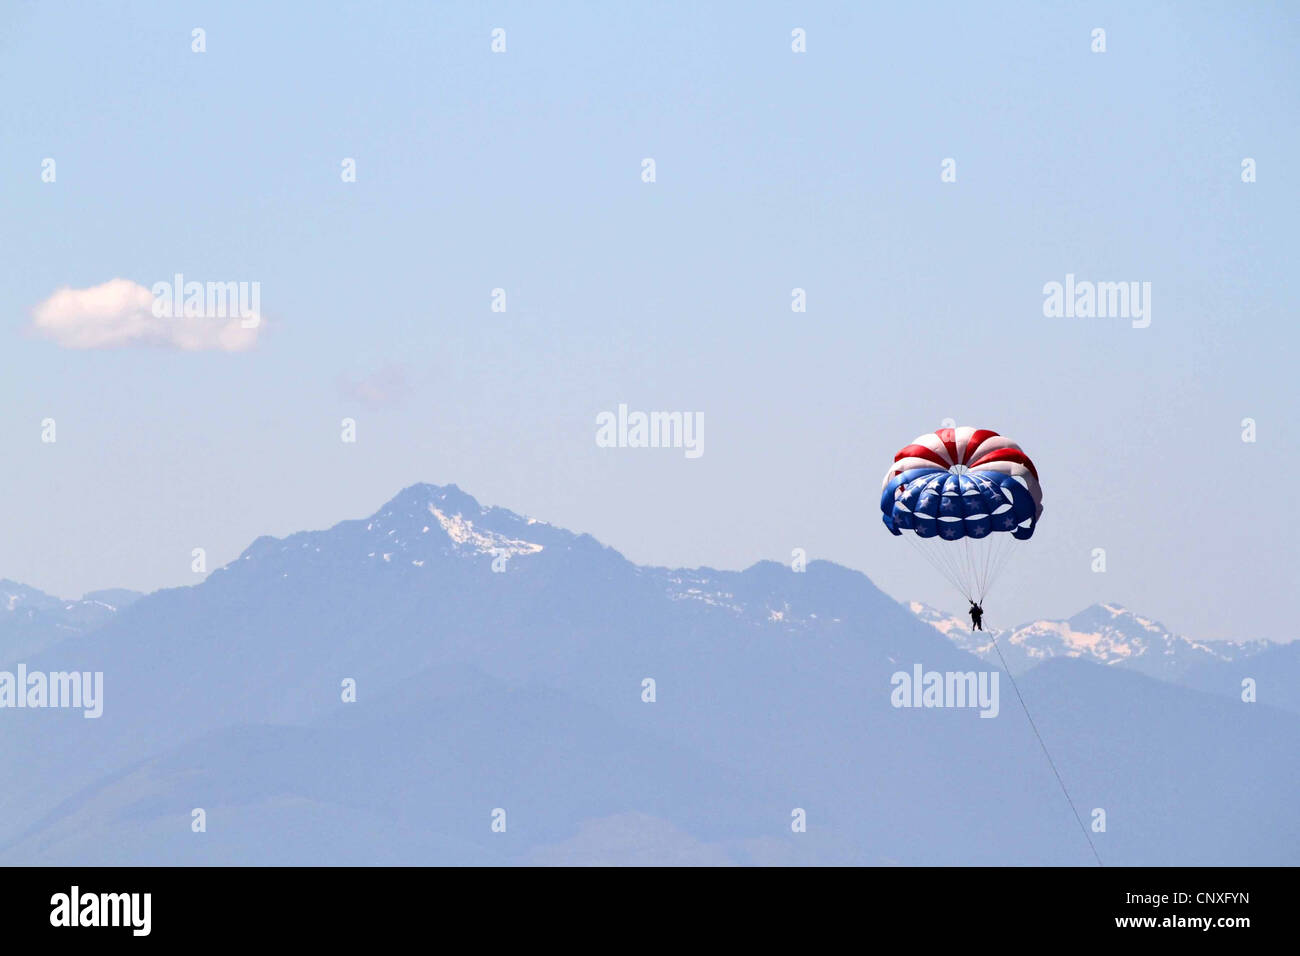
968, 601, 984, 631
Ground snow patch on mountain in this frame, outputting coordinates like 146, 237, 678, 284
0, 580, 141, 666
1, 581, 62, 614
427, 505, 544, 558
910, 600, 1272, 680
230, 483, 592, 577
662, 572, 744, 614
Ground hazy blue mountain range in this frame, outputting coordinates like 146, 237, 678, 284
0, 580, 141, 668
2, 484, 1296, 865
911, 601, 1300, 714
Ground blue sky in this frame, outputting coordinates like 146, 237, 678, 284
2, 1, 1296, 639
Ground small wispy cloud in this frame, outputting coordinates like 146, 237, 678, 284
339, 363, 411, 408
30, 278, 261, 351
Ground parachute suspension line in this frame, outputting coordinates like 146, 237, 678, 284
956, 535, 965, 582
982, 532, 1019, 602
964, 530, 1019, 604
965, 535, 982, 600
940, 535, 975, 601
978, 531, 999, 599
898, 529, 1025, 604
900, 529, 1024, 606
986, 625, 1104, 867
901, 531, 971, 602
972, 533, 997, 602
906, 534, 961, 599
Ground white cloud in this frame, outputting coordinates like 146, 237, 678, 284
30, 278, 261, 351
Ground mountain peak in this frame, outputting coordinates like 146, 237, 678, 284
386, 482, 485, 516
361, 483, 553, 561
0, 580, 61, 613
223, 482, 619, 580
1068, 603, 1169, 636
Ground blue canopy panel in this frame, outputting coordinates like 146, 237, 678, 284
880, 468, 1037, 541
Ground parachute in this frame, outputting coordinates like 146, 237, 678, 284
880, 426, 1042, 603
881, 427, 1102, 865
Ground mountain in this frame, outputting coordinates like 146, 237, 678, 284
909, 600, 1300, 714
910, 600, 1269, 677
0, 579, 141, 668
1, 484, 1297, 865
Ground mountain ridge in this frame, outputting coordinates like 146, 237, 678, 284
2, 482, 1296, 865
910, 599, 1274, 674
